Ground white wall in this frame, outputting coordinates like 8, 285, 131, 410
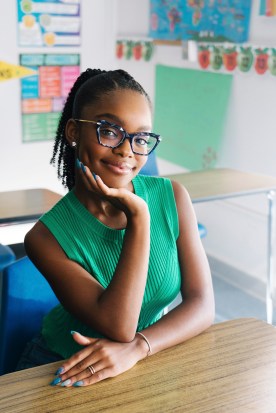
114, 0, 276, 284
1, 0, 276, 283
0, 0, 117, 196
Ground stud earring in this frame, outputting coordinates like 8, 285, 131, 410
72, 141, 77, 148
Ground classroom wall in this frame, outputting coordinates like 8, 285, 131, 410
0, 0, 117, 196
114, 0, 276, 284
1, 1, 276, 284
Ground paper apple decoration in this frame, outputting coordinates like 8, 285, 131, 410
254, 48, 269, 75
223, 47, 238, 71
268, 48, 276, 76
238, 47, 253, 72
116, 41, 124, 59
143, 41, 154, 61
211, 46, 223, 70
198, 46, 210, 69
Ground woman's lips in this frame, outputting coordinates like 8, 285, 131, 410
102, 160, 134, 174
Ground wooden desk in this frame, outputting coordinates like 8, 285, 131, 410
0, 318, 275, 412
0, 189, 62, 225
166, 168, 276, 324
166, 168, 276, 202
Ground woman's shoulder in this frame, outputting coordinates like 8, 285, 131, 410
39, 190, 75, 221
24, 220, 57, 262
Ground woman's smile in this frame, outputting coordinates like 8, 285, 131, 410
101, 159, 134, 175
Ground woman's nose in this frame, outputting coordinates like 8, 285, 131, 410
112, 137, 133, 157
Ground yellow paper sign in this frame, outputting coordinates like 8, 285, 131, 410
0, 61, 37, 82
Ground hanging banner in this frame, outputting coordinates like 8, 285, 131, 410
17, 0, 81, 47
116, 39, 154, 61
0, 61, 37, 82
197, 44, 276, 76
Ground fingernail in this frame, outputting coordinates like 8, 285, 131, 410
61, 379, 71, 387
92, 172, 97, 180
80, 162, 86, 174
55, 367, 65, 375
50, 377, 62, 386
73, 381, 84, 387
70, 330, 79, 335
75, 158, 81, 169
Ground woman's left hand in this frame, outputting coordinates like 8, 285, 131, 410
51, 331, 147, 387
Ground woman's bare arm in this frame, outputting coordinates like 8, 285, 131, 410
25, 169, 151, 343
136, 180, 215, 353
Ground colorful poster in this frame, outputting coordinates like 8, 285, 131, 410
259, 0, 276, 16
154, 65, 233, 170
20, 53, 80, 142
149, 0, 252, 43
17, 0, 81, 47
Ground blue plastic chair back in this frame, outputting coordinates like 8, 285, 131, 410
197, 223, 207, 238
139, 152, 159, 176
0, 256, 59, 375
0, 244, 15, 271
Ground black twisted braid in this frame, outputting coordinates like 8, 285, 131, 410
51, 68, 151, 191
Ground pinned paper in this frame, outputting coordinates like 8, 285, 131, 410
259, 0, 276, 16
0, 61, 37, 82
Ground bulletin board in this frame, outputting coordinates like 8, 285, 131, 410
154, 65, 233, 170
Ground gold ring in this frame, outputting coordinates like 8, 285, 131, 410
87, 365, 95, 376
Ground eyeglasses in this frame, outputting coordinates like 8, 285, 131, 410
74, 119, 162, 156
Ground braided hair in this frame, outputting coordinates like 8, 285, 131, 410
51, 68, 151, 191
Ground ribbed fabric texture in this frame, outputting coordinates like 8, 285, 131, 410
40, 175, 181, 358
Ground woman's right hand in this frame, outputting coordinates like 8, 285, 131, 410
78, 160, 149, 220
51, 331, 149, 388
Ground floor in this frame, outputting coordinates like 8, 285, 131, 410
9, 243, 271, 324
212, 273, 267, 323
168, 256, 270, 323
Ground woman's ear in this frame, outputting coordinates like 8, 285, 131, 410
65, 118, 79, 147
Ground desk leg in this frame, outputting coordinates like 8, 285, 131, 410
267, 190, 276, 324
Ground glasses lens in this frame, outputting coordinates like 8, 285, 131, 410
133, 134, 158, 155
98, 123, 123, 147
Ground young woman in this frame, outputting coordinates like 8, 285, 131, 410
19, 68, 214, 387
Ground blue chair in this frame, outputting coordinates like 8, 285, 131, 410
139, 153, 207, 238
0, 256, 59, 375
197, 222, 207, 238
0, 244, 15, 271
140, 152, 159, 176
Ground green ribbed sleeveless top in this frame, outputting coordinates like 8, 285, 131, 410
40, 175, 181, 358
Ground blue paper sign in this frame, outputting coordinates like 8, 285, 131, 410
149, 0, 252, 43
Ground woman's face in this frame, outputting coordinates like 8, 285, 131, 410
72, 89, 152, 190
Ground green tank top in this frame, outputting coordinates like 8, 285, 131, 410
40, 175, 181, 358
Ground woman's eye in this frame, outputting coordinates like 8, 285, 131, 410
135, 137, 148, 146
101, 128, 118, 139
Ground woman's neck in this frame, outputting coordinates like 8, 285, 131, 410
73, 185, 128, 229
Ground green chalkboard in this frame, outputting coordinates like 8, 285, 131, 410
154, 65, 233, 170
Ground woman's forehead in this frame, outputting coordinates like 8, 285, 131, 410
82, 89, 152, 122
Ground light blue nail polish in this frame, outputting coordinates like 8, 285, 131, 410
50, 377, 62, 386
73, 381, 84, 387
70, 330, 79, 335
55, 367, 65, 375
92, 172, 97, 180
75, 158, 81, 169
61, 379, 71, 387
80, 162, 86, 174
